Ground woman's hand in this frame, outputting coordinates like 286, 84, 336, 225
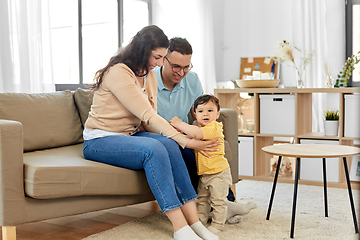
185, 138, 221, 158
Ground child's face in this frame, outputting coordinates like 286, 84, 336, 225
195, 101, 220, 127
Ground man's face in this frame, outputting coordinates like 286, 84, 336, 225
162, 51, 192, 85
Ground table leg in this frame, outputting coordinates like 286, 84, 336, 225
322, 158, 328, 217
266, 156, 282, 220
343, 157, 359, 234
290, 157, 300, 239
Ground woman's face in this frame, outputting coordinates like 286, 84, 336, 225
148, 48, 168, 71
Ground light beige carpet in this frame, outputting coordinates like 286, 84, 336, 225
83, 180, 360, 240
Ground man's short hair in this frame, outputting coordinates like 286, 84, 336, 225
168, 37, 193, 55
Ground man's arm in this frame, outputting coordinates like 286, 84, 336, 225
170, 116, 204, 140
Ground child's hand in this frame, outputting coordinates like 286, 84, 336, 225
170, 116, 183, 128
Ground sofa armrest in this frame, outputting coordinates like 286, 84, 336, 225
218, 109, 238, 184
0, 120, 26, 226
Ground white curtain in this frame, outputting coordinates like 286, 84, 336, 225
152, 0, 217, 94
292, 0, 345, 132
0, 0, 54, 93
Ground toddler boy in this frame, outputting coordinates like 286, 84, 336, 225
170, 94, 232, 234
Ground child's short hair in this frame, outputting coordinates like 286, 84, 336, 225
194, 94, 220, 111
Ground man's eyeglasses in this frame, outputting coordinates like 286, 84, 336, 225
165, 56, 193, 73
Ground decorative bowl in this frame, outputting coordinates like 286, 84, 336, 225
236, 79, 280, 88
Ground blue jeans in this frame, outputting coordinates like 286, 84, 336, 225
83, 131, 197, 213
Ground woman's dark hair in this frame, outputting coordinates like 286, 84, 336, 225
194, 94, 220, 111
90, 25, 169, 92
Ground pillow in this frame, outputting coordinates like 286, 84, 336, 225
0, 90, 83, 152
73, 88, 93, 127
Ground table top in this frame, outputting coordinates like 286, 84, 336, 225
262, 144, 360, 158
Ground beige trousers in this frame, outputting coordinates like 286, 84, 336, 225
197, 167, 232, 231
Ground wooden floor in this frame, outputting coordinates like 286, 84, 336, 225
0, 201, 161, 240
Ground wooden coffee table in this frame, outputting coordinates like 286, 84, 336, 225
262, 144, 360, 238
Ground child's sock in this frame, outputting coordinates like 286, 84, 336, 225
190, 221, 219, 240
174, 225, 202, 240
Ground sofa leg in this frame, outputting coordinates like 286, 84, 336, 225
2, 226, 16, 240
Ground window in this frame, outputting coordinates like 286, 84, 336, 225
50, 0, 151, 90
346, 0, 360, 87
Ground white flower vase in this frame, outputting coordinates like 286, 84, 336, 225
297, 70, 305, 88
325, 75, 333, 88
324, 120, 339, 136
238, 114, 244, 132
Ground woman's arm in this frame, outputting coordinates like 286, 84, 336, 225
105, 64, 190, 148
185, 138, 221, 158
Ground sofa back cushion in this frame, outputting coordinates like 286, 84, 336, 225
0, 90, 83, 152
73, 88, 93, 127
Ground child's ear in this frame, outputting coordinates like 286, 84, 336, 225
216, 110, 220, 119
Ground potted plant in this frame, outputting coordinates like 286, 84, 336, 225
334, 51, 360, 87
324, 110, 339, 136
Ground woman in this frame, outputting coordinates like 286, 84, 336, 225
82, 25, 219, 240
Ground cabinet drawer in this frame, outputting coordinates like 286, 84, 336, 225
260, 94, 295, 135
238, 136, 254, 176
299, 139, 339, 182
344, 94, 360, 138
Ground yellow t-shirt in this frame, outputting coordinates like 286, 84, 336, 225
195, 121, 230, 175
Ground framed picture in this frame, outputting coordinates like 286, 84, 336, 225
239, 57, 280, 80
350, 155, 360, 182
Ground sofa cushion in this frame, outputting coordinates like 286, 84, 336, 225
73, 88, 93, 127
0, 90, 83, 152
224, 140, 232, 162
23, 144, 151, 199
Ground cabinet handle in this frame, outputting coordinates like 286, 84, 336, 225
273, 98, 283, 101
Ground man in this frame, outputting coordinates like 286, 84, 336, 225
154, 37, 203, 192
154, 37, 234, 200
155, 37, 203, 124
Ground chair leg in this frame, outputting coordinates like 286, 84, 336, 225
266, 156, 282, 220
290, 157, 300, 239
2, 226, 16, 240
322, 158, 328, 217
343, 157, 359, 234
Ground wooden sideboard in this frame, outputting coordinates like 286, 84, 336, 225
214, 87, 360, 189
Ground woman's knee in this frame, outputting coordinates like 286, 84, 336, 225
158, 136, 180, 150
142, 138, 167, 154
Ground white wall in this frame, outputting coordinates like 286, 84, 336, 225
213, 0, 294, 86
212, 0, 345, 89
152, 0, 218, 93
152, 0, 345, 90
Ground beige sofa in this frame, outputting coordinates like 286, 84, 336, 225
0, 88, 238, 239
